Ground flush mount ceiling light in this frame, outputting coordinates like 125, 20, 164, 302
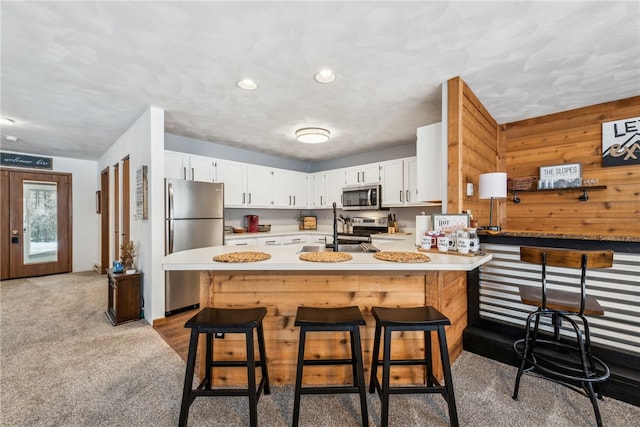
236, 79, 258, 90
295, 127, 330, 144
313, 69, 336, 84
1, 117, 15, 125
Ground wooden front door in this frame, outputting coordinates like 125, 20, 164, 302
1, 169, 72, 279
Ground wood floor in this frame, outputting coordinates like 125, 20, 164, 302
153, 308, 199, 362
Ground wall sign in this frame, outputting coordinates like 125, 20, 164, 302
602, 116, 640, 167
0, 152, 52, 169
432, 214, 469, 231
135, 165, 148, 220
539, 163, 582, 188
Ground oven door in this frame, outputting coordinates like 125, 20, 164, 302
342, 185, 380, 210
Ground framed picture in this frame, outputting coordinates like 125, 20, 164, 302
135, 165, 148, 220
302, 216, 317, 230
539, 163, 582, 189
432, 214, 469, 231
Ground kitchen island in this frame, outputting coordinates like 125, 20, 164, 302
163, 238, 492, 385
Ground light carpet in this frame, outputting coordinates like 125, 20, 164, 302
1, 272, 638, 426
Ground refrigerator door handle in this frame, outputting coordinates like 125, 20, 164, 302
168, 220, 174, 253
168, 183, 174, 220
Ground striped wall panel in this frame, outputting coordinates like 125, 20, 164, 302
479, 243, 640, 355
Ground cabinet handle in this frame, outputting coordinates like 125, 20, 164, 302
406, 190, 410, 202
183, 167, 186, 180
320, 196, 323, 205
289, 195, 292, 206
242, 193, 246, 204
248, 193, 252, 204
357, 172, 361, 182
362, 171, 365, 182
293, 195, 296, 205
191, 168, 194, 181
399, 190, 403, 202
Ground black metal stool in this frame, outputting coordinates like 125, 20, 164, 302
513, 247, 613, 427
292, 306, 369, 427
369, 306, 458, 427
178, 307, 270, 427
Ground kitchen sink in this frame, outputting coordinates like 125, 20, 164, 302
297, 243, 379, 254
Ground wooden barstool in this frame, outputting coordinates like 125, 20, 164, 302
292, 306, 369, 427
512, 246, 614, 427
369, 306, 458, 427
178, 307, 270, 427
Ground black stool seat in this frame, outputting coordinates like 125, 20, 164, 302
179, 307, 270, 427
369, 306, 458, 427
292, 306, 368, 427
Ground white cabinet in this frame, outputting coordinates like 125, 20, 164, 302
381, 154, 441, 207
312, 169, 345, 208
216, 159, 247, 207
416, 122, 443, 202
257, 236, 283, 246
282, 235, 307, 245
324, 169, 345, 208
345, 163, 380, 185
225, 238, 258, 246
273, 169, 308, 208
380, 159, 405, 206
164, 151, 214, 182
246, 166, 273, 207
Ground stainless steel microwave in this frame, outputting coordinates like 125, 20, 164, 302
342, 184, 382, 210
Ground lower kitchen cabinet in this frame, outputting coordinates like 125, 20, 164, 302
106, 269, 142, 326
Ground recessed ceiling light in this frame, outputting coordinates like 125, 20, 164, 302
236, 79, 258, 91
295, 127, 330, 144
1, 117, 15, 125
314, 69, 336, 84
5, 135, 18, 142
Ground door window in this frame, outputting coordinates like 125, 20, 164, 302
23, 180, 58, 264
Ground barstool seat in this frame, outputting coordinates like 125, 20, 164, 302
179, 307, 270, 427
292, 306, 369, 427
369, 306, 458, 427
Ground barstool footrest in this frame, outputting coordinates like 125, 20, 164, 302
373, 358, 429, 367
302, 358, 356, 366
299, 386, 362, 395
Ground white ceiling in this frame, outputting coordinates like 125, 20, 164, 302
1, 1, 639, 162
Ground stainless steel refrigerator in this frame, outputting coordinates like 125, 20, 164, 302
165, 178, 224, 315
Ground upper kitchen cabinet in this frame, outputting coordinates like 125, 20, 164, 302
345, 163, 381, 185
246, 166, 274, 208
311, 169, 345, 208
381, 155, 441, 207
215, 159, 247, 207
416, 122, 443, 202
165, 151, 214, 182
273, 169, 308, 208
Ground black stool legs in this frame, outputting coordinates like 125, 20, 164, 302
292, 306, 368, 427
178, 307, 270, 427
369, 306, 458, 427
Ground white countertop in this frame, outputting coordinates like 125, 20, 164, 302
163, 234, 491, 272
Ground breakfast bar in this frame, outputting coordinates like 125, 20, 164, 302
163, 239, 492, 385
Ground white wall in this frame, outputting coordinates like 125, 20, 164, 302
3, 151, 99, 272
97, 107, 165, 324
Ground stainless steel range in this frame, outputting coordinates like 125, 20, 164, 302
337, 216, 388, 243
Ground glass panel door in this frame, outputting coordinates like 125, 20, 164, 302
23, 180, 58, 264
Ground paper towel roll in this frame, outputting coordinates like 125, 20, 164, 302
415, 215, 431, 246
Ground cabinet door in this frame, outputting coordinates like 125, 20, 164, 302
257, 236, 282, 246
246, 166, 273, 207
380, 160, 404, 206
416, 122, 443, 202
272, 169, 291, 207
216, 160, 246, 207
225, 238, 258, 246
290, 171, 308, 208
189, 155, 214, 182
405, 157, 421, 205
165, 151, 188, 180
312, 173, 325, 207
324, 169, 345, 207
345, 163, 380, 185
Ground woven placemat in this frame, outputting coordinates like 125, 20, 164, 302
373, 251, 431, 263
213, 251, 271, 263
299, 252, 353, 263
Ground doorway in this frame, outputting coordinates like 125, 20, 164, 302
0, 169, 72, 279
100, 167, 109, 273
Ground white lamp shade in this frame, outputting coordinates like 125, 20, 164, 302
479, 172, 507, 199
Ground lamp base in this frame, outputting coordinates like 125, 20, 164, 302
479, 225, 501, 231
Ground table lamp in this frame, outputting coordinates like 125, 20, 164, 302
479, 172, 507, 231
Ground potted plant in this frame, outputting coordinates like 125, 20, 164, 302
120, 240, 137, 273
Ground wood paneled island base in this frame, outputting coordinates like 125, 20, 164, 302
197, 270, 468, 386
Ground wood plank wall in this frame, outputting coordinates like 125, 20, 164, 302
447, 77, 503, 226
500, 96, 640, 236
448, 76, 639, 237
